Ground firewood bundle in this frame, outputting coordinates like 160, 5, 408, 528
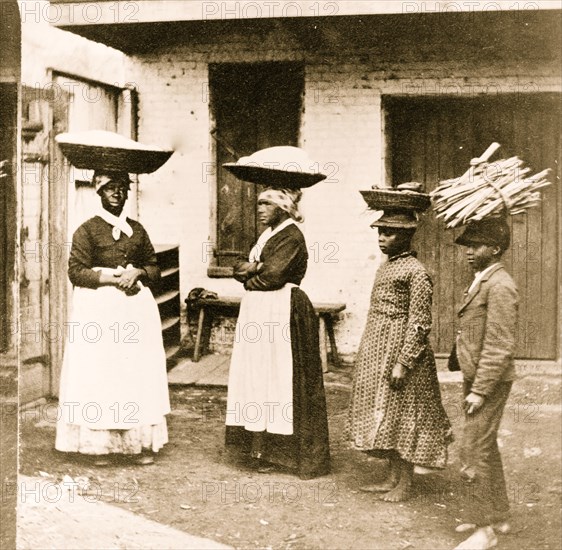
430, 143, 552, 228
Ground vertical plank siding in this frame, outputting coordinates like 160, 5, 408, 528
0, 84, 18, 352
386, 94, 560, 360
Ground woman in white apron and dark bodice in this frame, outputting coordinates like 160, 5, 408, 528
55, 171, 170, 466
223, 148, 331, 479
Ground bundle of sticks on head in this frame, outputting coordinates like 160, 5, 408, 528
430, 142, 552, 228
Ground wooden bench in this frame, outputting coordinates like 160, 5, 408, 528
187, 296, 345, 372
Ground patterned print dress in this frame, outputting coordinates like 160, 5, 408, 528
347, 251, 452, 468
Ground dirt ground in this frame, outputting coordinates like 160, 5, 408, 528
18, 368, 562, 550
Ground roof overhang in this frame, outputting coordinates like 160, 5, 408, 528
1, 0, 21, 81
48, 0, 562, 26
45, 1, 562, 57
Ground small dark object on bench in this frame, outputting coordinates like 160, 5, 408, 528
186, 287, 219, 302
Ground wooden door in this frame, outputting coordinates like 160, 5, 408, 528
385, 94, 560, 360
0, 83, 18, 355
210, 63, 303, 269
19, 76, 123, 403
49, 75, 120, 397
20, 85, 63, 403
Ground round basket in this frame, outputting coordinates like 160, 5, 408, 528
57, 142, 173, 174
360, 188, 431, 211
223, 164, 326, 189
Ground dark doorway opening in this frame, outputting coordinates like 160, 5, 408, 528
209, 62, 303, 270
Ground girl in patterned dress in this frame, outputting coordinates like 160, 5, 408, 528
346, 208, 452, 501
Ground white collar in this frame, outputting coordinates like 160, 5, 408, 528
249, 218, 296, 262
97, 206, 133, 241
468, 262, 500, 293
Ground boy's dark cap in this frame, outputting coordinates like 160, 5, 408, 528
455, 217, 511, 251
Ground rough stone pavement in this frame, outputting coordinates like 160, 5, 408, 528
17, 475, 232, 550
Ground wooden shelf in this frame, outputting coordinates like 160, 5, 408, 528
161, 266, 180, 278
154, 244, 181, 366
154, 243, 178, 254
161, 316, 180, 331
156, 289, 180, 305
165, 345, 181, 360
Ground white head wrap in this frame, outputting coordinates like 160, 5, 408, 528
258, 188, 304, 223
93, 170, 131, 193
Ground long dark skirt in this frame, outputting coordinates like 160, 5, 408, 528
225, 287, 331, 479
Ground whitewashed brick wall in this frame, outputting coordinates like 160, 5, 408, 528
127, 23, 560, 360
20, 12, 559, 359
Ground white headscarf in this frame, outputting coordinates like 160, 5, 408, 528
258, 188, 304, 223
93, 171, 131, 193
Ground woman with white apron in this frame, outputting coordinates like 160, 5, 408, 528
223, 147, 331, 479
54, 132, 173, 466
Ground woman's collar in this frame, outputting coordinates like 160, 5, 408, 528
269, 217, 296, 234
388, 250, 416, 261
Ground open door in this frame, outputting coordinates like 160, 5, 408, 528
19, 74, 133, 403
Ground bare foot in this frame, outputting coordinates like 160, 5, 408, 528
360, 480, 397, 493
380, 458, 413, 502
380, 483, 412, 502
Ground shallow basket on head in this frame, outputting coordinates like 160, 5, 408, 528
360, 183, 431, 212
55, 130, 174, 174
222, 146, 327, 189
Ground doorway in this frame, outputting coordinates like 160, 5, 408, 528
209, 62, 304, 270
385, 94, 561, 360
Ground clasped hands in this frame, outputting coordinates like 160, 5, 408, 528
114, 268, 144, 296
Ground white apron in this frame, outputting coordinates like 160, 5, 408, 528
225, 285, 295, 434
226, 219, 297, 435
57, 268, 171, 431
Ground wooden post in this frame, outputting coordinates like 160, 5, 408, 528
193, 308, 206, 362
319, 315, 328, 373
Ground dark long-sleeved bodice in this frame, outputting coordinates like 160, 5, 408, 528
68, 216, 160, 289
245, 224, 308, 291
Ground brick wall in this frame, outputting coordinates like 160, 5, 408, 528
127, 19, 560, 361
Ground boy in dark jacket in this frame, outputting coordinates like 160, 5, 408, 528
452, 217, 519, 550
